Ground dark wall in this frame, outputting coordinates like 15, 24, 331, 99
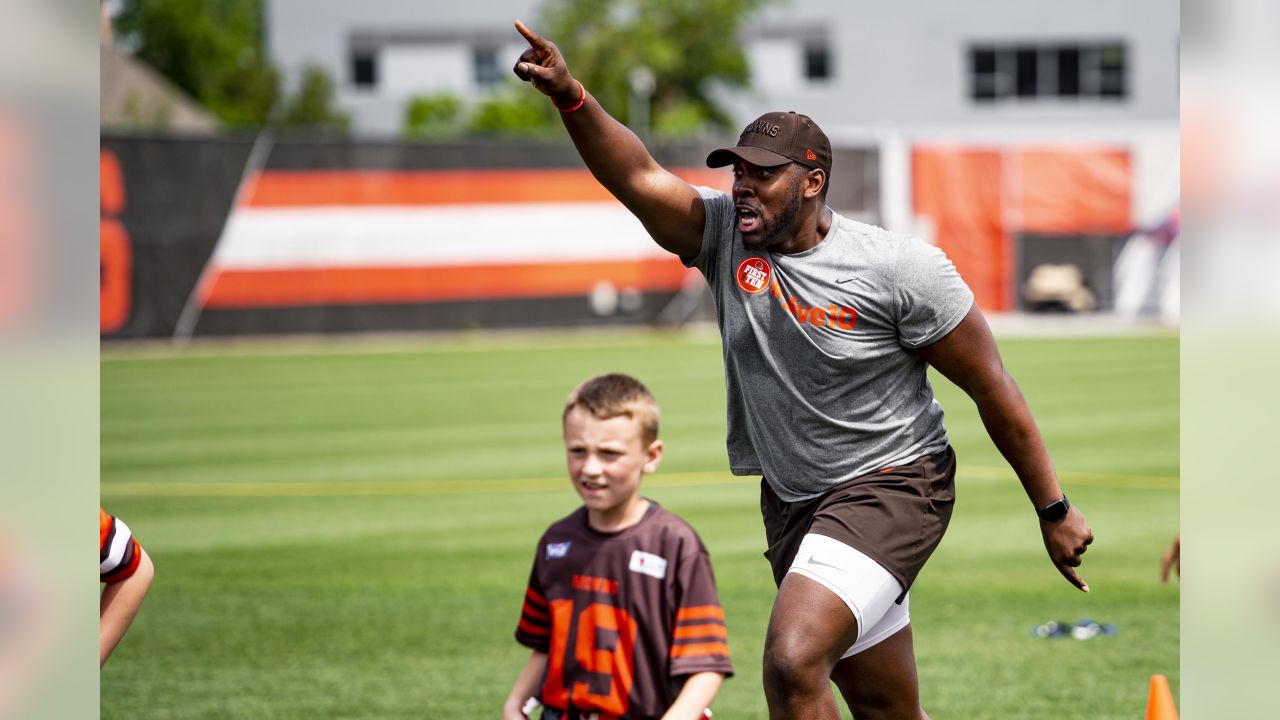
100, 135, 252, 339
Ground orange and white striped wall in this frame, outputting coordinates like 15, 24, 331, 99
191, 165, 731, 335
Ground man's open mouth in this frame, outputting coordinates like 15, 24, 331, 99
737, 206, 761, 233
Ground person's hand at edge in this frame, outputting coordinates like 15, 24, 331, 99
1160, 534, 1180, 583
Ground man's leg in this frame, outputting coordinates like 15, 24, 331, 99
765, 533, 924, 720
762, 573, 859, 720
830, 624, 930, 720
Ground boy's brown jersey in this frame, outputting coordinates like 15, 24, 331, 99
515, 502, 732, 720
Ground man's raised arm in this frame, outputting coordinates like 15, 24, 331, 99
513, 20, 705, 259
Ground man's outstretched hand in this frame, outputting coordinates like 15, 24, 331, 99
1160, 535, 1180, 583
513, 20, 579, 107
1041, 506, 1094, 592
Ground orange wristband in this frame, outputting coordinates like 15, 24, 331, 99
555, 81, 586, 113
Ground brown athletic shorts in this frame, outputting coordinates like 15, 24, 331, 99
760, 447, 957, 603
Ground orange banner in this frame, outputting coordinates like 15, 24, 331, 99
912, 146, 1131, 311
912, 149, 1007, 311
201, 259, 696, 309
245, 167, 730, 207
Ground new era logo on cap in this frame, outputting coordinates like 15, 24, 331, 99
706, 111, 832, 175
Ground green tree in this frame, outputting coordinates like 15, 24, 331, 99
114, 0, 347, 132
276, 65, 351, 133
428, 0, 773, 139
537, 0, 774, 137
403, 92, 465, 139
115, 0, 276, 128
465, 84, 561, 138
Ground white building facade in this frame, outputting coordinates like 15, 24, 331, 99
267, 0, 1177, 138
266, 0, 1178, 236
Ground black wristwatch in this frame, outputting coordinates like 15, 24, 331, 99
1037, 495, 1071, 522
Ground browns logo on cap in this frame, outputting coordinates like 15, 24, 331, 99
706, 111, 832, 175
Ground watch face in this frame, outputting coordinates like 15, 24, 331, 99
1039, 497, 1070, 521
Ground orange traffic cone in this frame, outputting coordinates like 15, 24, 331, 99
1145, 674, 1178, 720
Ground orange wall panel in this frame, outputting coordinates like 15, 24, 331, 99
245, 167, 730, 207
912, 148, 1010, 311
912, 145, 1133, 313
1014, 149, 1131, 233
201, 259, 696, 309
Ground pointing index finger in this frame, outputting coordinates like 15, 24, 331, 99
514, 19, 545, 48
1061, 565, 1090, 593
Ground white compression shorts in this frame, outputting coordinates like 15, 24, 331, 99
787, 532, 910, 659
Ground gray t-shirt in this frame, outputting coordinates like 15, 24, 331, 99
686, 187, 974, 502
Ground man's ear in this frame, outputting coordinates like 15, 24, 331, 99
804, 169, 827, 199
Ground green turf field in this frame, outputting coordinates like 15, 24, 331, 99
101, 330, 1178, 719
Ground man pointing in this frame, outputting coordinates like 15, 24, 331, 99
513, 20, 1093, 720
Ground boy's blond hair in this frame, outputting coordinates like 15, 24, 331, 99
563, 373, 661, 445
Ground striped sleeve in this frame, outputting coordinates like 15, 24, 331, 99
669, 550, 733, 678
100, 507, 143, 584
514, 565, 551, 652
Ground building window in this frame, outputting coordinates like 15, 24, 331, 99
352, 50, 377, 89
1056, 47, 1081, 96
804, 42, 831, 81
969, 41, 1127, 103
971, 48, 1000, 100
1014, 47, 1038, 97
1096, 44, 1127, 97
473, 47, 501, 88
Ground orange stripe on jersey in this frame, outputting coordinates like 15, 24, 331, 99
99, 507, 111, 549
525, 588, 547, 607
670, 641, 731, 659
118, 539, 142, 579
676, 606, 725, 622
674, 624, 727, 640
522, 601, 550, 622
518, 618, 549, 637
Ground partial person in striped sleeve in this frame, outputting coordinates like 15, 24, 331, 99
100, 507, 154, 667
503, 374, 732, 720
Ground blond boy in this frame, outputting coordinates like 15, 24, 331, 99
503, 374, 732, 720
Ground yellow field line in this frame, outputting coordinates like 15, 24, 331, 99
100, 466, 1177, 497
99, 471, 743, 497
960, 465, 1180, 491
100, 328, 722, 362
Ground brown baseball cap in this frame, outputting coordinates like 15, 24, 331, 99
706, 111, 832, 175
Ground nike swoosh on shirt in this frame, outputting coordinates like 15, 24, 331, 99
835, 278, 854, 284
